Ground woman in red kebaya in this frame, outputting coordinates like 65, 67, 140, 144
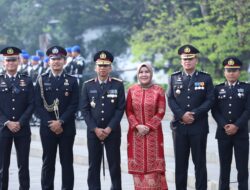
126, 63, 168, 190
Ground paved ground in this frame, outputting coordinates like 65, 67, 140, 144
7, 113, 249, 189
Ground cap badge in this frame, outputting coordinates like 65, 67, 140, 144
7, 48, 14, 55
184, 47, 191, 53
228, 59, 234, 66
100, 52, 106, 59
52, 48, 59, 54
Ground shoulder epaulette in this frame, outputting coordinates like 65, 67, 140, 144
0, 73, 4, 76
112, 77, 123, 82
84, 78, 95, 83
41, 72, 49, 76
216, 82, 224, 86
65, 73, 74, 77
172, 71, 181, 75
199, 70, 209, 75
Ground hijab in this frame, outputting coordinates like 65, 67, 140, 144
136, 62, 153, 88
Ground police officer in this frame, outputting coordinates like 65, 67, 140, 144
81, 50, 125, 190
35, 46, 79, 190
19, 53, 30, 75
212, 57, 250, 190
0, 47, 34, 190
167, 44, 214, 190
29, 55, 43, 86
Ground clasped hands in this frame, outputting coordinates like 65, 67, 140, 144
94, 127, 112, 141
48, 120, 63, 135
224, 124, 238, 136
136, 124, 150, 137
7, 121, 21, 133
181, 111, 195, 125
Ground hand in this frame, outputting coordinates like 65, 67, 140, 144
48, 120, 63, 135
224, 124, 239, 136
7, 121, 21, 133
136, 125, 150, 137
181, 112, 195, 124
103, 127, 112, 136
94, 128, 106, 141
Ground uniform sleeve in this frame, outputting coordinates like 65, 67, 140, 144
107, 82, 125, 130
145, 87, 166, 130
19, 79, 35, 126
0, 107, 9, 127
125, 88, 140, 130
35, 77, 52, 126
81, 83, 98, 130
191, 75, 215, 118
167, 75, 185, 120
234, 84, 250, 129
59, 78, 79, 124
211, 87, 228, 128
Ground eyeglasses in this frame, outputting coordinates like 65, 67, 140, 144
5, 58, 18, 62
225, 69, 240, 73
97, 64, 110, 68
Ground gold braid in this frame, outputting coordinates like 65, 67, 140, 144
38, 76, 60, 120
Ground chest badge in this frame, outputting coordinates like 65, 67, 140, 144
64, 79, 69, 86
19, 80, 26, 87
90, 97, 96, 108
176, 89, 181, 94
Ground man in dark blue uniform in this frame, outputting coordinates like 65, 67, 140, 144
212, 57, 250, 190
167, 44, 214, 190
0, 47, 34, 190
35, 46, 79, 190
81, 50, 125, 190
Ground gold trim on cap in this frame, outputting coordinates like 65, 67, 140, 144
96, 59, 111, 65
181, 54, 196, 59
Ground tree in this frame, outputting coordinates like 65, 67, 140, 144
130, 0, 250, 80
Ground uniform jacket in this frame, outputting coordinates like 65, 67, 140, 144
126, 84, 166, 174
35, 71, 79, 136
0, 73, 34, 137
212, 81, 250, 139
81, 77, 125, 139
167, 70, 214, 135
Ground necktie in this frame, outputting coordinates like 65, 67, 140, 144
100, 83, 104, 90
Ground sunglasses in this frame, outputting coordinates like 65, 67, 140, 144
5, 58, 18, 62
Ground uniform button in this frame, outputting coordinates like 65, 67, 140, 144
187, 96, 190, 99
229, 96, 232, 99
101, 110, 104, 113
229, 104, 232, 107
187, 104, 190, 107
12, 99, 15, 102
12, 116, 15, 119
101, 118, 104, 121
102, 103, 104, 106
102, 96, 105, 99
228, 111, 232, 114
188, 89, 190, 91
56, 88, 59, 91
229, 120, 232, 122
12, 107, 15, 110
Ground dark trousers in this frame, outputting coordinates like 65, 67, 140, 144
218, 138, 249, 190
87, 137, 121, 190
40, 135, 75, 190
0, 135, 31, 190
173, 132, 207, 190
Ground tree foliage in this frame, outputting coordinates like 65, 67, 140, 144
130, 0, 250, 80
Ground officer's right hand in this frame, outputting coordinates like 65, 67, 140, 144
181, 112, 195, 124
